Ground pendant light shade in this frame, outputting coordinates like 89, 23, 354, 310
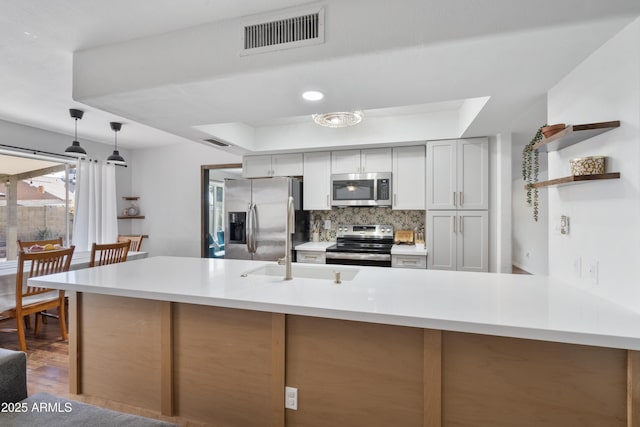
107, 122, 126, 166
64, 109, 87, 157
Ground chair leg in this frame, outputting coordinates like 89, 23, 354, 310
34, 313, 42, 336
17, 316, 27, 352
24, 315, 31, 329
58, 301, 68, 341
41, 310, 48, 324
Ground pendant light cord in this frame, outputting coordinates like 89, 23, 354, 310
74, 117, 78, 141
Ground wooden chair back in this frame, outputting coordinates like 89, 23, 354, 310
117, 234, 144, 252
17, 246, 75, 300
89, 241, 130, 267
8, 246, 75, 351
17, 237, 63, 251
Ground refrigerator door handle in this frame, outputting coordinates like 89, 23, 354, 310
246, 203, 253, 253
248, 202, 257, 253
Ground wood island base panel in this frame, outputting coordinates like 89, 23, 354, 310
68, 292, 638, 427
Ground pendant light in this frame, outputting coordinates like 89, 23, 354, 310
64, 109, 87, 157
107, 122, 126, 166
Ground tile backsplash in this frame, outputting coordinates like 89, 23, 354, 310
309, 208, 425, 241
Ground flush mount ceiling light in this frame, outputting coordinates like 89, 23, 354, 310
107, 122, 126, 166
312, 111, 363, 128
302, 90, 324, 101
64, 109, 87, 158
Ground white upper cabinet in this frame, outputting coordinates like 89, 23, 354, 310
303, 152, 331, 211
457, 139, 488, 210
331, 150, 360, 174
426, 138, 488, 210
331, 148, 392, 174
243, 153, 303, 178
392, 146, 425, 210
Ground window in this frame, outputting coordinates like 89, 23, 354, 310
0, 154, 75, 261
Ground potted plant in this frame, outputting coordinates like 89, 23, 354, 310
522, 125, 544, 222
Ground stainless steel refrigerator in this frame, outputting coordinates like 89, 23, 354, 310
224, 177, 309, 261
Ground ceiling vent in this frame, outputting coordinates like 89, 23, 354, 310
203, 138, 230, 147
241, 7, 324, 55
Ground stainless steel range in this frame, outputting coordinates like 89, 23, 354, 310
326, 224, 394, 267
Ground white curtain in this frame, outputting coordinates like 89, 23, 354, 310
72, 160, 118, 251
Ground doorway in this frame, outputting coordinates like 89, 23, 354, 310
200, 164, 242, 258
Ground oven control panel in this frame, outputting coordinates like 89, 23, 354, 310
336, 224, 394, 238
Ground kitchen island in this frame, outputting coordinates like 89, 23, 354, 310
30, 256, 640, 427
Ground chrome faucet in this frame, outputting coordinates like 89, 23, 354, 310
277, 195, 295, 280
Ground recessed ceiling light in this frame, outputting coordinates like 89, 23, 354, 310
302, 91, 324, 101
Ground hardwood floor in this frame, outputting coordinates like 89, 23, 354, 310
0, 313, 70, 398
512, 265, 531, 274
0, 311, 211, 426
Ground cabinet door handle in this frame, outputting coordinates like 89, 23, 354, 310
402, 260, 417, 264
305, 255, 318, 259
459, 216, 463, 233
326, 195, 330, 207
394, 194, 398, 206
452, 216, 456, 233
453, 192, 456, 207
460, 191, 463, 207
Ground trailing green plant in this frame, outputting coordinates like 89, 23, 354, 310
36, 227, 54, 240
522, 125, 545, 222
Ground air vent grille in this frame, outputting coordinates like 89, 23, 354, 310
242, 8, 324, 54
203, 138, 229, 147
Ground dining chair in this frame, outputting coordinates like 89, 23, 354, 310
0, 246, 75, 351
17, 237, 63, 251
17, 237, 66, 326
89, 241, 130, 267
117, 234, 144, 252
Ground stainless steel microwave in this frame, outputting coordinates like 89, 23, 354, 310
330, 172, 392, 207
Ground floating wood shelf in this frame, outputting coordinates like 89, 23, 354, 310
526, 173, 620, 189
533, 121, 620, 152
117, 215, 145, 219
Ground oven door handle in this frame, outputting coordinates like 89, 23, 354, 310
326, 252, 391, 261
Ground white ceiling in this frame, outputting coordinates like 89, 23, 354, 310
1, 0, 639, 153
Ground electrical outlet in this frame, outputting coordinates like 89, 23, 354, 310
285, 386, 298, 410
323, 220, 331, 230
587, 260, 599, 285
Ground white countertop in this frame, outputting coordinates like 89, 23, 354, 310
391, 244, 428, 256
28, 256, 640, 350
294, 241, 335, 251
0, 251, 148, 297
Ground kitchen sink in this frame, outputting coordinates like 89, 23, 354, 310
241, 263, 359, 281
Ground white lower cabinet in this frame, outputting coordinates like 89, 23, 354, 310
426, 210, 488, 272
392, 254, 427, 269
296, 250, 326, 264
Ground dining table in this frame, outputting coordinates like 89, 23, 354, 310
0, 250, 148, 299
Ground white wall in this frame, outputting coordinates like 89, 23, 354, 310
130, 143, 241, 257
547, 17, 640, 311
510, 98, 549, 275
489, 133, 512, 273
